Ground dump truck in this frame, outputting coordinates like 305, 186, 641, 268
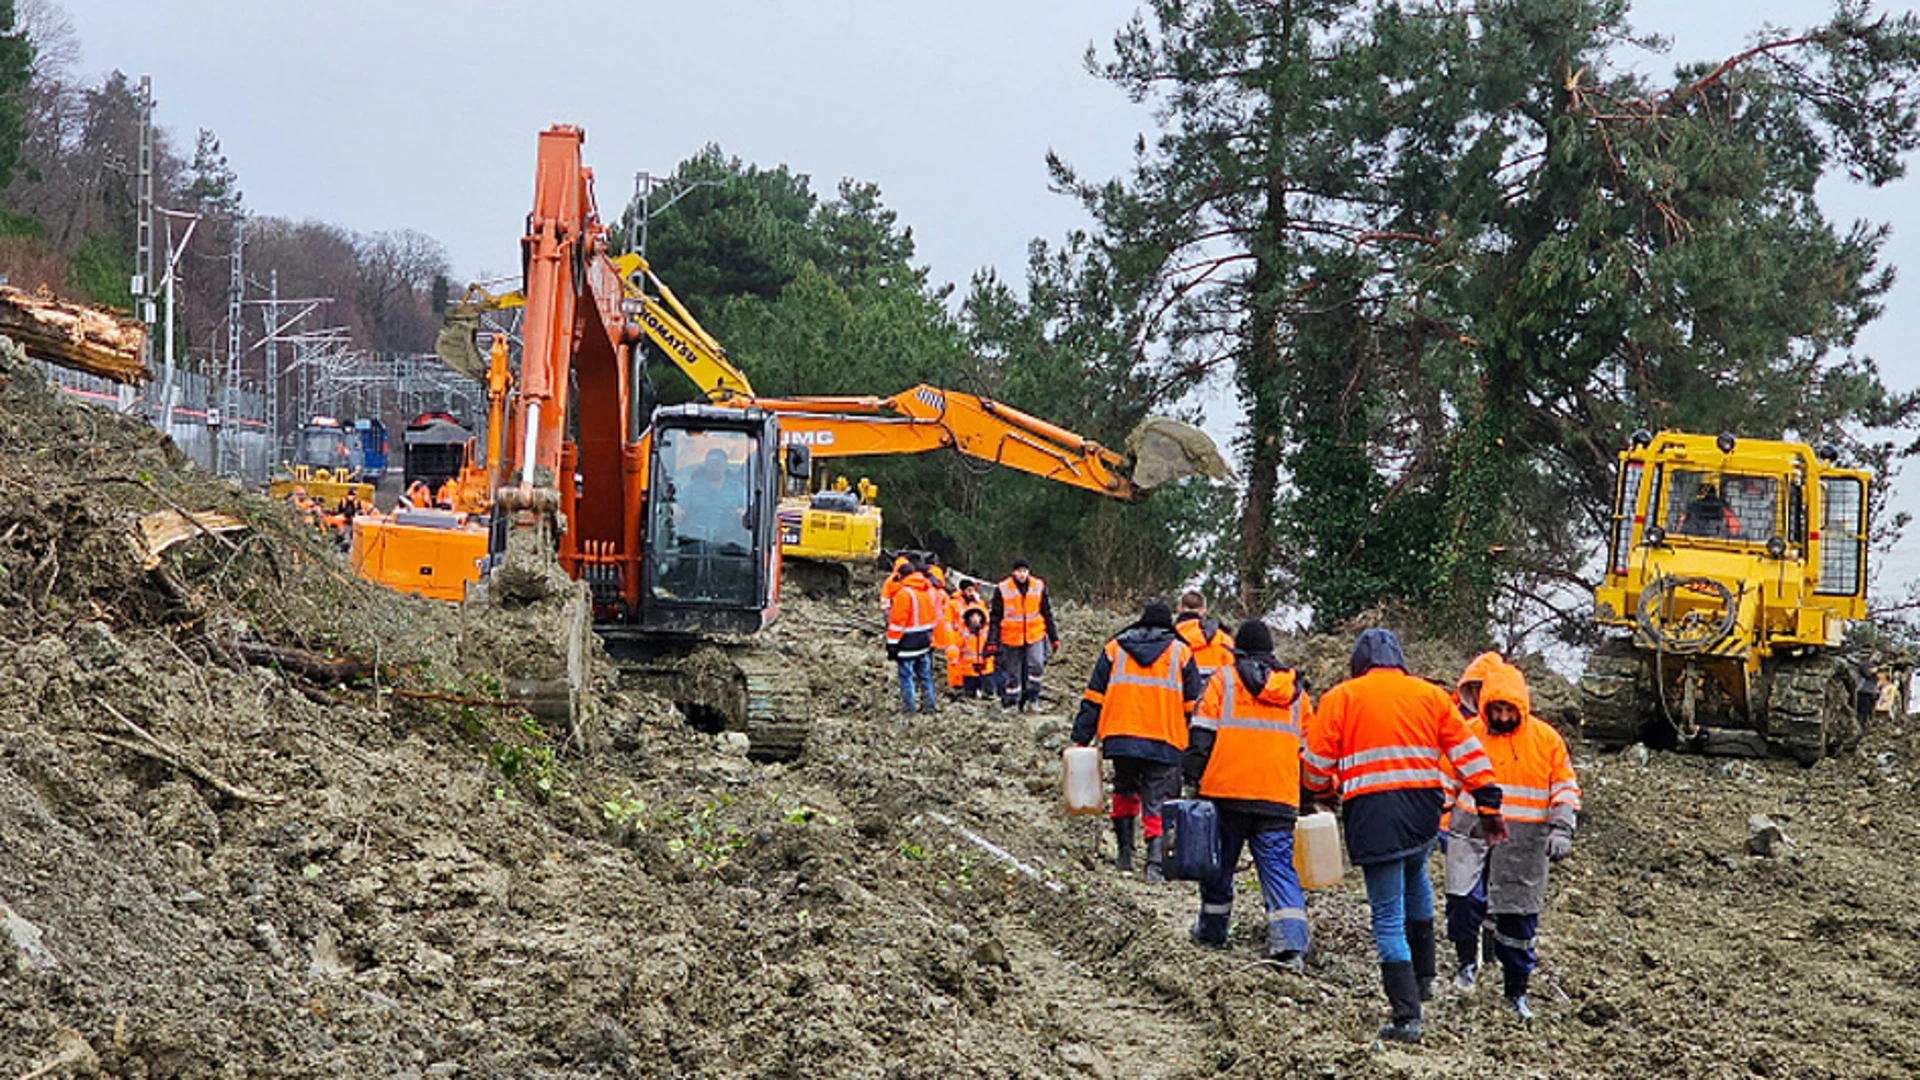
1577, 430, 1877, 762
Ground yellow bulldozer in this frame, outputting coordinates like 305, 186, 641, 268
1577, 430, 1884, 763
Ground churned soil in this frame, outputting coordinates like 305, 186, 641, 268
2, 340, 1916, 1079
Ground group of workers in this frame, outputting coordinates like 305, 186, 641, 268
1069, 599, 1580, 1043
400, 477, 465, 512
882, 554, 1061, 715
284, 486, 375, 550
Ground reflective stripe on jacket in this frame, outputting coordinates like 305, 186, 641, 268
1091, 636, 1194, 750
951, 622, 994, 678
1305, 664, 1500, 864
996, 576, 1049, 646
1173, 616, 1235, 677
1195, 664, 1308, 807
886, 575, 941, 658
1304, 668, 1495, 801
1071, 627, 1205, 761
1447, 665, 1579, 827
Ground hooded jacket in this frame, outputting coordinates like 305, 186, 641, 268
1185, 652, 1312, 826
1443, 663, 1579, 914
1070, 625, 1206, 763
1304, 629, 1501, 865
1173, 613, 1235, 676
1454, 650, 1505, 716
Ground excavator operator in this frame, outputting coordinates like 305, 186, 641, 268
679, 448, 749, 546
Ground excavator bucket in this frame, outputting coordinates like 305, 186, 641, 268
434, 307, 489, 381
1125, 416, 1231, 490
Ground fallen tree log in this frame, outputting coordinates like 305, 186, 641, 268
233, 640, 375, 684
0, 286, 148, 384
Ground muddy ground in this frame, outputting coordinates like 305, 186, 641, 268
2, 339, 1918, 1079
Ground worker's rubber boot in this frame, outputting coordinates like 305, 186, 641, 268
1453, 938, 1479, 991
1189, 910, 1230, 950
1143, 836, 1166, 883
1113, 817, 1136, 872
1504, 966, 1534, 1020
1267, 950, 1306, 974
1408, 919, 1437, 1002
920, 697, 938, 716
1376, 961, 1423, 1044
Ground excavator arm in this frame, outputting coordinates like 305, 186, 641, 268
440, 251, 754, 404
753, 386, 1142, 500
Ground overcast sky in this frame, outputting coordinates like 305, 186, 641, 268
56, 1, 1914, 377
49, 0, 1920, 580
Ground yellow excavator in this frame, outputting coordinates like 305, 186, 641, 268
1577, 430, 1879, 762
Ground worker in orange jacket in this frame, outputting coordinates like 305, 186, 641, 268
884, 557, 943, 716
942, 581, 985, 690
1070, 599, 1205, 881
1442, 663, 1579, 1019
1441, 650, 1507, 830
1303, 629, 1505, 1045
949, 606, 997, 699
987, 557, 1060, 711
1173, 591, 1235, 680
1182, 619, 1314, 969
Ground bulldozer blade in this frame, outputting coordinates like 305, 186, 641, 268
1124, 416, 1231, 490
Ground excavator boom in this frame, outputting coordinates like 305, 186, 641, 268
755, 386, 1137, 500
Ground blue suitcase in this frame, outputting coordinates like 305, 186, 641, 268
1164, 799, 1220, 881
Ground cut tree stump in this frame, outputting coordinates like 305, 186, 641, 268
0, 286, 148, 384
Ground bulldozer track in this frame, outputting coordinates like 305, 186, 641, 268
1764, 656, 1861, 765
1577, 636, 1654, 748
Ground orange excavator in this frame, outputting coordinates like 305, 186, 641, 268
361, 125, 1224, 753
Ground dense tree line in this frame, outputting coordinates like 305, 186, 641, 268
622, 150, 1222, 596
1053, 0, 1920, 637
0, 0, 448, 383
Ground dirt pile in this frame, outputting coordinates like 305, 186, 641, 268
3, 340, 1918, 1079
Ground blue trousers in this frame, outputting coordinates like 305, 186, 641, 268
1359, 843, 1436, 965
895, 653, 935, 711
1445, 869, 1539, 975
1195, 811, 1309, 955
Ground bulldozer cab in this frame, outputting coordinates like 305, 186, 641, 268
638, 405, 783, 636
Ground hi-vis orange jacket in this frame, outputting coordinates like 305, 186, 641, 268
1303, 629, 1499, 864
1442, 663, 1579, 914
1173, 615, 1235, 677
885, 573, 941, 659
950, 614, 994, 680
992, 575, 1056, 647
1444, 665, 1579, 829
1192, 660, 1311, 809
1070, 628, 1206, 763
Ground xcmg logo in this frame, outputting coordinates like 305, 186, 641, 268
780, 431, 836, 447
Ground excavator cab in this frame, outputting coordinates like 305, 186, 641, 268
637, 405, 783, 636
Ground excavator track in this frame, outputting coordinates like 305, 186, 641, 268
1763, 656, 1862, 765
1577, 637, 1654, 749
599, 629, 813, 761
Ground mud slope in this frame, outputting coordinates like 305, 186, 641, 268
2, 339, 1917, 1079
